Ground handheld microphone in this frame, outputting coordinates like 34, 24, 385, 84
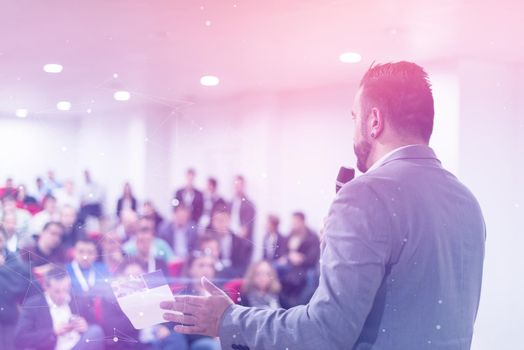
336, 166, 355, 193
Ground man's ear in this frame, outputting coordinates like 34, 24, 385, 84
369, 107, 384, 138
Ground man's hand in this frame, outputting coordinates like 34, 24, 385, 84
70, 316, 88, 333
160, 277, 233, 337
54, 323, 73, 336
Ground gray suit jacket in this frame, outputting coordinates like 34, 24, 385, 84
219, 145, 485, 350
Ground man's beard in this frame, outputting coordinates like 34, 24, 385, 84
353, 138, 372, 173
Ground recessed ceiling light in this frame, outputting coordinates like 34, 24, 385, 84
200, 75, 220, 87
15, 108, 28, 118
57, 101, 71, 111
339, 52, 362, 63
43, 63, 63, 73
113, 90, 131, 101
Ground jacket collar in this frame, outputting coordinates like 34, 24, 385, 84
373, 144, 440, 170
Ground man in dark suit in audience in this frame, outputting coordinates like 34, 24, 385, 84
262, 214, 287, 262
158, 203, 198, 259
21, 221, 67, 277
199, 177, 225, 228
0, 226, 30, 350
229, 175, 256, 240
15, 267, 103, 350
175, 168, 204, 224
208, 203, 252, 279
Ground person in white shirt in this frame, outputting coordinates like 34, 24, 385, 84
14, 267, 104, 350
55, 180, 81, 211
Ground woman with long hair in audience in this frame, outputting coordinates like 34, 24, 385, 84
116, 182, 137, 218
240, 260, 282, 309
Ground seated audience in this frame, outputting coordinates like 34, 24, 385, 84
207, 203, 252, 278
66, 238, 109, 299
262, 214, 287, 262
60, 205, 85, 248
175, 168, 204, 224
158, 203, 198, 259
230, 175, 256, 239
277, 211, 320, 308
241, 260, 282, 309
44, 170, 62, 194
21, 221, 67, 276
30, 194, 60, 236
0, 226, 30, 350
116, 182, 137, 218
123, 217, 173, 273
14, 267, 103, 350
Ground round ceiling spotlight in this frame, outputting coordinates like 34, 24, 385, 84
15, 108, 28, 118
339, 52, 362, 63
113, 90, 131, 101
56, 101, 72, 111
43, 63, 63, 73
200, 75, 220, 87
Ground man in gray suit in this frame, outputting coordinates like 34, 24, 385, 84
161, 61, 486, 349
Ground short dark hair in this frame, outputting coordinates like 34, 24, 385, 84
43, 221, 65, 232
293, 212, 306, 222
208, 177, 217, 189
267, 214, 280, 229
44, 266, 69, 285
359, 61, 434, 142
75, 237, 97, 247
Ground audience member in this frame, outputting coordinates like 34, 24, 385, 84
45, 170, 62, 194
2, 211, 22, 253
230, 175, 256, 239
30, 194, 60, 236
241, 260, 281, 309
115, 208, 139, 242
123, 217, 173, 273
158, 203, 198, 259
60, 205, 85, 248
55, 179, 81, 210
1, 194, 31, 244
199, 177, 224, 228
116, 182, 137, 218
0, 178, 16, 198
175, 168, 204, 224
100, 230, 126, 275
141, 200, 164, 230
15, 184, 41, 214
277, 212, 320, 308
0, 226, 30, 350
262, 214, 287, 262
208, 203, 251, 278
66, 238, 109, 298
80, 169, 105, 220
21, 221, 67, 276
35, 176, 50, 202
14, 267, 103, 350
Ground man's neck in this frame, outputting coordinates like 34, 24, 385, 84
367, 140, 426, 170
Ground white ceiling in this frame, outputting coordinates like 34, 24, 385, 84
0, 0, 522, 117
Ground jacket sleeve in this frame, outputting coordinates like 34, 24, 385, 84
219, 181, 393, 350
15, 299, 57, 349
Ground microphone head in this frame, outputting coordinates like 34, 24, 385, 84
336, 166, 355, 193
